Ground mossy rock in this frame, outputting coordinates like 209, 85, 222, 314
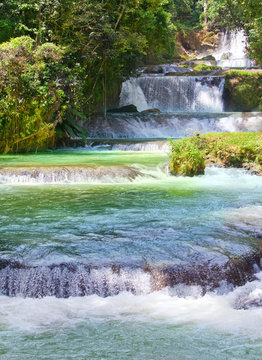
199, 55, 216, 62
193, 63, 219, 72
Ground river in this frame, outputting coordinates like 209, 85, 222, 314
1, 31, 262, 359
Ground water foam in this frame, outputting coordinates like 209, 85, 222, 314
88, 113, 262, 139
0, 166, 143, 185
1, 166, 262, 187
222, 205, 262, 234
1, 274, 262, 337
111, 141, 169, 152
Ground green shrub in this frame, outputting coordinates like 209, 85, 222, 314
170, 133, 262, 176
169, 135, 205, 176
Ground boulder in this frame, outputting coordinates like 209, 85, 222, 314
107, 104, 138, 113
141, 108, 161, 113
199, 55, 217, 66
144, 65, 164, 74
200, 55, 216, 62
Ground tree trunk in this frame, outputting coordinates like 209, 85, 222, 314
204, 0, 208, 28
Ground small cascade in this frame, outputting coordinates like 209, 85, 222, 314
0, 166, 143, 184
0, 262, 152, 298
214, 30, 252, 68
111, 141, 169, 152
119, 79, 148, 111
119, 76, 225, 112
88, 112, 262, 139
1, 249, 262, 299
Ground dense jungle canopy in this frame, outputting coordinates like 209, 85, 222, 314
0, 0, 261, 153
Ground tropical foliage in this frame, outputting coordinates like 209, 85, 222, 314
170, 133, 262, 176
0, 36, 65, 153
0, 0, 261, 152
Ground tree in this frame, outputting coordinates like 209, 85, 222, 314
0, 36, 65, 153
0, 0, 73, 43
60, 0, 176, 113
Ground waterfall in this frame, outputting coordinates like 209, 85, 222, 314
87, 112, 262, 139
0, 263, 152, 298
1, 250, 262, 299
0, 166, 143, 184
119, 79, 148, 112
119, 76, 225, 112
214, 30, 252, 68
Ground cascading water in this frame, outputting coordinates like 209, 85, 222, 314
2, 149, 262, 359
119, 76, 225, 112
214, 30, 252, 68
0, 166, 143, 184
1, 250, 262, 298
87, 112, 262, 139
1, 30, 262, 360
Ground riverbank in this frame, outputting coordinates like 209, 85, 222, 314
170, 132, 262, 176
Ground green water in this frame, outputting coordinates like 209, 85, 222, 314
1, 167, 262, 265
1, 318, 261, 360
0, 151, 168, 167
1, 150, 262, 359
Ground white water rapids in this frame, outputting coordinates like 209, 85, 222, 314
1, 166, 262, 186
1, 272, 262, 337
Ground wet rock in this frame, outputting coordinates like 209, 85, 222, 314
199, 55, 217, 66
200, 55, 216, 62
143, 65, 164, 74
165, 67, 193, 76
1, 249, 262, 298
141, 108, 161, 113
107, 104, 138, 113
241, 295, 262, 310
197, 76, 223, 87
242, 162, 262, 176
